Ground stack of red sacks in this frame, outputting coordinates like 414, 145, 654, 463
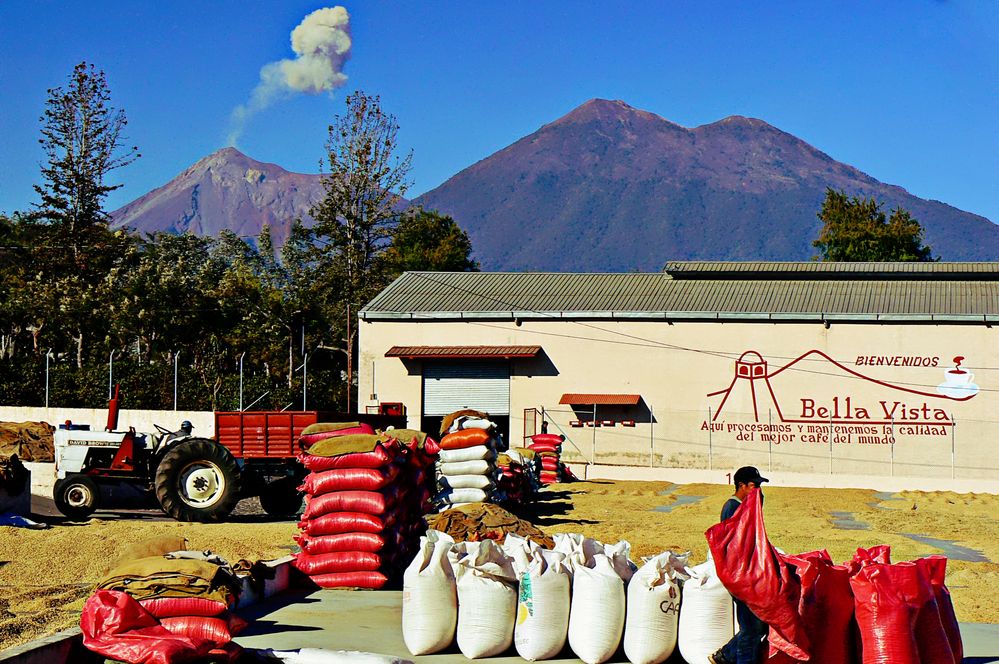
528, 433, 564, 484
293, 423, 439, 589
82, 590, 245, 664
82, 548, 246, 663
706, 489, 963, 664
494, 448, 535, 503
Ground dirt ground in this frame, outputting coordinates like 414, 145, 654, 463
1, 480, 996, 653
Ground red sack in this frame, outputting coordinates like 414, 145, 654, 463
299, 423, 376, 446
309, 570, 388, 589
402, 437, 440, 471
301, 488, 399, 520
81, 590, 216, 664
295, 532, 387, 555
850, 563, 920, 664
539, 470, 559, 484
530, 444, 561, 455
920, 556, 963, 663
898, 561, 956, 664
298, 511, 395, 536
768, 550, 857, 664
138, 597, 228, 619
440, 428, 492, 451
705, 488, 810, 661
530, 434, 563, 445
540, 457, 560, 471
293, 551, 383, 575
297, 442, 397, 471
159, 614, 247, 644
300, 464, 400, 495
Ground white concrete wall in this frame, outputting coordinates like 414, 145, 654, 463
0, 407, 214, 436
360, 316, 999, 489
581, 464, 999, 494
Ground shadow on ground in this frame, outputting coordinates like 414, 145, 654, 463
506, 488, 598, 527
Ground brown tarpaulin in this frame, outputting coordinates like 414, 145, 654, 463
427, 503, 554, 549
0, 421, 55, 462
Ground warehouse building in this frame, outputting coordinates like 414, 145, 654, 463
358, 262, 999, 481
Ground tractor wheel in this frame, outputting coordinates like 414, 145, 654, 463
54, 475, 99, 521
155, 439, 240, 522
259, 476, 304, 518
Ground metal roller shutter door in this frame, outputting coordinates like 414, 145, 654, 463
422, 361, 510, 416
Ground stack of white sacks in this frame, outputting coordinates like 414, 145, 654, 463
434, 415, 505, 509
402, 530, 703, 664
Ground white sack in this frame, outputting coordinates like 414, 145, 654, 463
603, 539, 638, 583
438, 473, 494, 491
514, 549, 571, 661
677, 559, 735, 664
502, 533, 540, 578
455, 539, 518, 659
402, 530, 456, 655
504, 449, 525, 465
435, 487, 489, 506
263, 649, 412, 664
567, 553, 625, 664
448, 416, 496, 432
439, 459, 492, 476
623, 552, 684, 664
439, 444, 495, 463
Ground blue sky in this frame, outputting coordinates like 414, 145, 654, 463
1, 1, 998, 223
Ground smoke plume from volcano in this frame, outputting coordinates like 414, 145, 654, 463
228, 6, 351, 145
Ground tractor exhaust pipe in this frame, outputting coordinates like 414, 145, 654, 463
106, 384, 120, 432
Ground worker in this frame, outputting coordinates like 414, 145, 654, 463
709, 466, 770, 664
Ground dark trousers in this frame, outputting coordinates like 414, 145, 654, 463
720, 598, 767, 664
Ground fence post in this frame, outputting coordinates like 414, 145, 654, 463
890, 415, 895, 477
173, 351, 180, 411
591, 404, 597, 465
302, 352, 308, 410
239, 352, 245, 411
45, 349, 51, 409
708, 406, 713, 471
650, 405, 654, 467
768, 408, 773, 472
951, 414, 956, 480
828, 411, 833, 475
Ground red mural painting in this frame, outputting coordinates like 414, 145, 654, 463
708, 351, 979, 426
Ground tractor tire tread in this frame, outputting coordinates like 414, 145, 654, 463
154, 438, 240, 523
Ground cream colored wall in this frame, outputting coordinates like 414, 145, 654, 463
359, 317, 999, 482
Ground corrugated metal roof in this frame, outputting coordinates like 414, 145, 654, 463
360, 270, 999, 321
559, 393, 642, 405
664, 261, 999, 277
385, 345, 542, 359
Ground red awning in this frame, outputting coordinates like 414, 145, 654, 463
559, 393, 642, 406
385, 345, 542, 360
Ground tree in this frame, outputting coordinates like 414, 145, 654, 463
303, 91, 413, 409
29, 62, 141, 367
34, 62, 139, 263
813, 189, 935, 262
384, 208, 479, 273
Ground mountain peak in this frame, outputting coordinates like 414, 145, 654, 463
700, 115, 782, 133
549, 98, 687, 133
192, 146, 257, 169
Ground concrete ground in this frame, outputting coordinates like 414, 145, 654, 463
234, 588, 999, 663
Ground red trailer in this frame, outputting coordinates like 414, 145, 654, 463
52, 391, 405, 522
